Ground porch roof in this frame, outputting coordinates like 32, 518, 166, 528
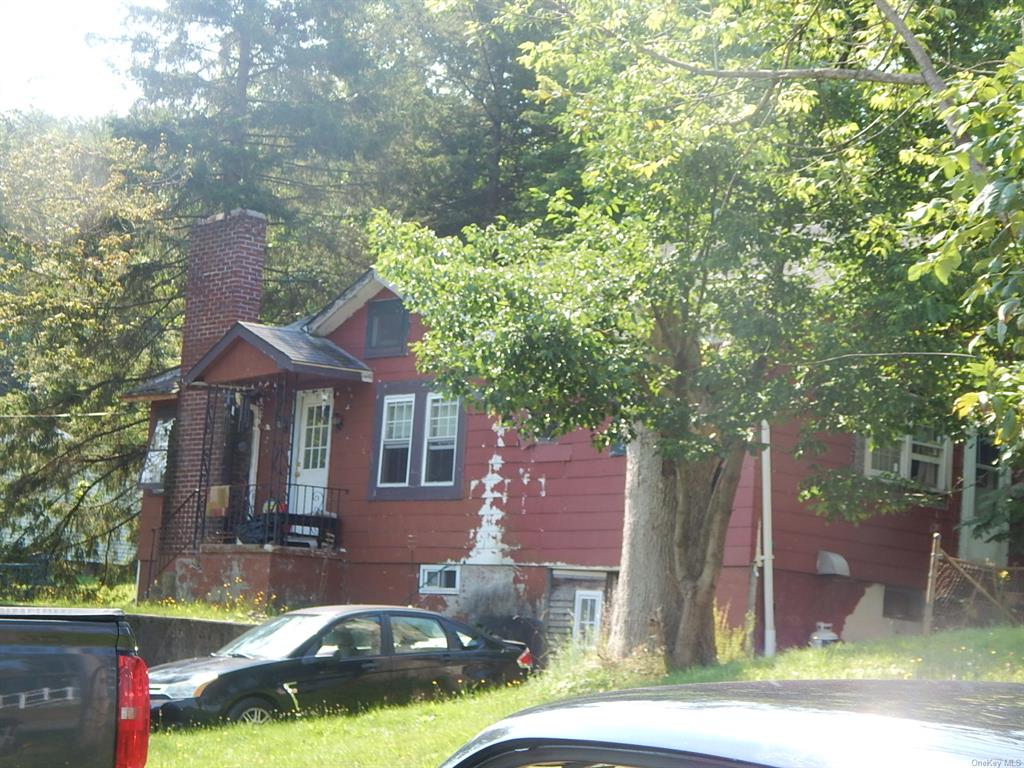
185, 321, 373, 384
121, 366, 181, 401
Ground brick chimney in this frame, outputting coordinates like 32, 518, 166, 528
157, 210, 267, 593
181, 209, 267, 371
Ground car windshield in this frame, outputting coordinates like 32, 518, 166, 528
214, 613, 333, 659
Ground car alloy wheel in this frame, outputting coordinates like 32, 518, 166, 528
228, 697, 275, 724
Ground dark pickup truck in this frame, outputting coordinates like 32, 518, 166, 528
0, 607, 149, 768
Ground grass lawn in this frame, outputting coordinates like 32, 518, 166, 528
3, 582, 270, 623
148, 625, 1024, 768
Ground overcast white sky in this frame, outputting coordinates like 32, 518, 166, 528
0, 0, 143, 118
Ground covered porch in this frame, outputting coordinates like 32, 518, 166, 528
147, 321, 372, 600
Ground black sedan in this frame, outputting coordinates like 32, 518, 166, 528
149, 605, 533, 726
441, 679, 1024, 768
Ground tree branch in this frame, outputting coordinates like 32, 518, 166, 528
624, 38, 926, 86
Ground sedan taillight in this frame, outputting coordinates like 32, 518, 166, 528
116, 655, 150, 768
515, 648, 534, 670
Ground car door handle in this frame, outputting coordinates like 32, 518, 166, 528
441, 654, 452, 663
358, 660, 379, 671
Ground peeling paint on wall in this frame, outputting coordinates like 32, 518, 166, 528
467, 451, 513, 564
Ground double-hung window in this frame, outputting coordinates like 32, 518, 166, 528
379, 395, 415, 486
372, 386, 463, 497
864, 430, 951, 492
423, 394, 459, 485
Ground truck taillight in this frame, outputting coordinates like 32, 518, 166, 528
116, 655, 149, 768
516, 648, 534, 670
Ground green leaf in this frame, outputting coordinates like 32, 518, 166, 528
933, 250, 962, 285
907, 261, 930, 282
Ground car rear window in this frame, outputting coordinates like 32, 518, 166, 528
391, 615, 449, 653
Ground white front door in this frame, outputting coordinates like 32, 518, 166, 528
290, 389, 333, 515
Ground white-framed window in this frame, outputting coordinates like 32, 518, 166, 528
419, 564, 460, 595
139, 416, 174, 492
422, 394, 459, 485
863, 430, 952, 492
378, 394, 415, 486
572, 589, 604, 647
959, 433, 1010, 565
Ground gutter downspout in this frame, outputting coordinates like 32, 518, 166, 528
760, 420, 777, 657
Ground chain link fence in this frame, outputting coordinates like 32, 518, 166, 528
924, 533, 1024, 631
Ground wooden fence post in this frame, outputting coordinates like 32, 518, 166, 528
923, 532, 941, 635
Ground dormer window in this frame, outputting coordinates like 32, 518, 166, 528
365, 299, 408, 357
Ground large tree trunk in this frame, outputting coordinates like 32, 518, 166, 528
670, 442, 748, 668
607, 422, 680, 659
609, 423, 748, 669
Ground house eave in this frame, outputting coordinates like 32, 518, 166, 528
185, 322, 372, 385
305, 267, 404, 337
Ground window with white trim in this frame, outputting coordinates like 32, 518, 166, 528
139, 416, 174, 492
378, 395, 415, 486
419, 564, 460, 595
422, 394, 459, 485
863, 430, 951, 492
572, 589, 604, 647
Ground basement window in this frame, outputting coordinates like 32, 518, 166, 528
883, 585, 924, 621
419, 564, 460, 595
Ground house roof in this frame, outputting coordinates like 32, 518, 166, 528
121, 367, 181, 401
185, 322, 373, 384
305, 268, 403, 337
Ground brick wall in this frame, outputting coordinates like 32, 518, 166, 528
181, 210, 267, 371
160, 210, 267, 572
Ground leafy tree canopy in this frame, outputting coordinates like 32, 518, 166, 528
376, 0, 1018, 666
0, 113, 185, 570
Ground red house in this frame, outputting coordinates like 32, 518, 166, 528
127, 210, 1010, 651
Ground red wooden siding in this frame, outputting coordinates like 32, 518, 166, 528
765, 422, 957, 589
199, 338, 281, 383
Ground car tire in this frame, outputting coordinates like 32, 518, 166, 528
227, 696, 276, 724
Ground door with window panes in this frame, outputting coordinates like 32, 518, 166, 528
290, 389, 333, 514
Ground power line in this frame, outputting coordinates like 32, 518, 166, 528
0, 415, 117, 421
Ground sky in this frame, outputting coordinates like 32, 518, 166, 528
0, 0, 143, 119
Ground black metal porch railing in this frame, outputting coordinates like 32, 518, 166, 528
202, 483, 343, 550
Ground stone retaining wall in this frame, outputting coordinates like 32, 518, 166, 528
127, 613, 255, 667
